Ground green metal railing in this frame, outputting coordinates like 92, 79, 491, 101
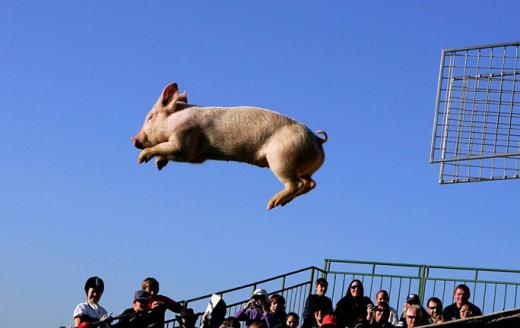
324, 259, 520, 317
162, 260, 520, 327
164, 266, 327, 328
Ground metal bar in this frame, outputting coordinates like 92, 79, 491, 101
483, 282, 488, 313
504, 284, 508, 310
444, 41, 520, 53
431, 49, 448, 162
431, 150, 520, 163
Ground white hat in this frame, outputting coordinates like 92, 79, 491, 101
253, 288, 268, 298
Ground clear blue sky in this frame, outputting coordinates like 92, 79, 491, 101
1, 1, 520, 327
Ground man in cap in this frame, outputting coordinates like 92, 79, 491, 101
235, 288, 274, 328
398, 294, 428, 327
115, 290, 152, 328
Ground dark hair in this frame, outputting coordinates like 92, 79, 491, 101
376, 290, 389, 301
455, 284, 471, 297
316, 278, 329, 288
84, 276, 104, 294
427, 297, 443, 310
142, 277, 160, 294
269, 294, 286, 307
221, 317, 240, 328
286, 312, 300, 321
348, 279, 364, 298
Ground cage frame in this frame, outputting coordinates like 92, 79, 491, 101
430, 41, 520, 184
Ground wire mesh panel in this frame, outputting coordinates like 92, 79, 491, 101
430, 41, 520, 183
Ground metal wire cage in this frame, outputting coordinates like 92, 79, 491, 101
430, 41, 520, 184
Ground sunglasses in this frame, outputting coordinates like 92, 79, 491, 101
407, 316, 417, 320
351, 285, 362, 290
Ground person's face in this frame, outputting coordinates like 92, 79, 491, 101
314, 310, 323, 326
460, 304, 472, 319
144, 286, 158, 296
427, 300, 439, 316
316, 283, 327, 296
350, 282, 362, 297
270, 299, 280, 313
87, 288, 102, 304
376, 292, 388, 305
286, 315, 299, 328
454, 288, 469, 307
134, 299, 147, 312
405, 308, 419, 328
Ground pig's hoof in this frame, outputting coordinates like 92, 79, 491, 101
137, 151, 150, 164
156, 157, 168, 170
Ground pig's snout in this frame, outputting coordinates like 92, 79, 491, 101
132, 133, 145, 149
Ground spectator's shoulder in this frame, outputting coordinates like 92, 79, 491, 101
443, 303, 457, 312
470, 302, 482, 315
73, 303, 88, 318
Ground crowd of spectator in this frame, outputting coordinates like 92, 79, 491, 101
70, 276, 483, 328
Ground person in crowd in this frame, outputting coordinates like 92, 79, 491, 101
334, 279, 373, 328
367, 302, 393, 328
176, 308, 199, 328
302, 278, 333, 328
443, 284, 482, 321
141, 277, 185, 328
219, 317, 241, 328
201, 296, 228, 328
425, 297, 444, 324
73, 276, 111, 328
404, 305, 422, 328
286, 312, 300, 328
320, 314, 337, 328
397, 294, 428, 327
459, 303, 473, 320
235, 288, 274, 328
270, 294, 288, 328
373, 290, 398, 326
115, 290, 152, 328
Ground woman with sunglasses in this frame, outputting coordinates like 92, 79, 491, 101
334, 279, 373, 328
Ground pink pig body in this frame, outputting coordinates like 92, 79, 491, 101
133, 83, 327, 210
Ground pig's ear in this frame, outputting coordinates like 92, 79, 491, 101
161, 83, 179, 108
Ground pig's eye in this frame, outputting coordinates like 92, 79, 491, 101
147, 113, 156, 121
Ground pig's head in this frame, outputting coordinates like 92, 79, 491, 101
132, 82, 188, 149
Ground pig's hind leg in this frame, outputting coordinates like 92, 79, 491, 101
266, 159, 304, 210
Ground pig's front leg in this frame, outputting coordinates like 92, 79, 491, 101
137, 141, 179, 164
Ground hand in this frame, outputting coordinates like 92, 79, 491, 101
366, 304, 373, 321
150, 301, 161, 309
100, 314, 112, 322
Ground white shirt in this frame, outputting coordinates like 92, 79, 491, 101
73, 302, 108, 321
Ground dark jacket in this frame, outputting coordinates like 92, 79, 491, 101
335, 296, 373, 328
443, 302, 482, 321
302, 295, 334, 328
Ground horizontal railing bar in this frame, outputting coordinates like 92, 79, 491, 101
427, 277, 520, 286
327, 271, 421, 280
181, 266, 321, 303
443, 41, 520, 53
324, 259, 520, 275
431, 151, 520, 163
